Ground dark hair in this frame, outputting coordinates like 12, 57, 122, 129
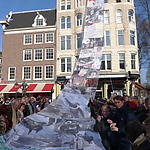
0, 104, 8, 115
125, 121, 146, 143
114, 95, 124, 101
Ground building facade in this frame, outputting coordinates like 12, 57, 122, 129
56, 0, 142, 98
0, 9, 57, 99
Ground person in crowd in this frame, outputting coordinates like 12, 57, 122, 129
107, 95, 137, 150
135, 96, 150, 123
24, 97, 35, 117
17, 103, 26, 122
7, 99, 20, 129
41, 97, 50, 110
0, 97, 5, 104
143, 116, 150, 139
94, 104, 113, 150
0, 104, 9, 135
124, 95, 137, 110
88, 98, 96, 119
125, 120, 150, 150
4, 98, 11, 106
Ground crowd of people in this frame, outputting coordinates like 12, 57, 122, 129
0, 96, 51, 135
0, 94, 150, 150
88, 94, 150, 150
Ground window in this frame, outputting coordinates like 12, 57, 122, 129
0, 58, 2, 64
130, 30, 135, 45
117, 30, 124, 45
61, 0, 71, 10
76, 0, 82, 7
76, 33, 83, 49
101, 54, 111, 70
8, 67, 16, 80
34, 49, 43, 60
23, 49, 32, 61
67, 0, 71, 9
35, 33, 43, 44
36, 18, 43, 26
116, 9, 122, 23
45, 33, 54, 43
45, 65, 54, 79
24, 34, 32, 45
34, 66, 42, 80
116, 0, 121, 2
127, 0, 132, 3
105, 31, 111, 46
131, 54, 136, 69
104, 10, 110, 24
0, 66, 1, 74
119, 54, 125, 69
23, 66, 31, 80
61, 17, 71, 29
61, 58, 71, 72
45, 48, 54, 60
76, 13, 82, 26
128, 9, 134, 23
61, 35, 71, 50
104, 0, 108, 3
61, 0, 65, 10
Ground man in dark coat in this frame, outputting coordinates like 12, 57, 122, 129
107, 95, 137, 150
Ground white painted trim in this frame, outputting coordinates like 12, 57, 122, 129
99, 74, 127, 78
4, 27, 56, 35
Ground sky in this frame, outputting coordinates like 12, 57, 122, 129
0, 0, 56, 50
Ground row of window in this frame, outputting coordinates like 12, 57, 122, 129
101, 53, 136, 70
8, 65, 54, 80
23, 48, 54, 61
105, 30, 135, 46
24, 32, 54, 45
61, 13, 82, 29
61, 30, 135, 51
60, 0, 132, 10
104, 9, 134, 24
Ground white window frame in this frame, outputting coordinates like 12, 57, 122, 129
61, 35, 71, 50
104, 10, 110, 24
24, 34, 32, 45
101, 54, 111, 70
76, 0, 82, 7
76, 13, 82, 26
128, 9, 134, 23
34, 33, 43, 44
131, 53, 136, 69
61, 57, 72, 73
76, 33, 83, 49
61, 16, 71, 29
130, 30, 135, 45
33, 66, 43, 80
45, 32, 54, 43
23, 49, 32, 61
117, 30, 124, 45
105, 30, 111, 46
119, 53, 125, 70
61, 0, 71, 10
116, 9, 123, 23
67, 0, 71, 10
22, 66, 31, 80
45, 65, 54, 80
8, 67, 16, 80
45, 48, 54, 60
34, 49, 43, 61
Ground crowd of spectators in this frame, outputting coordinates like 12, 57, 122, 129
0, 96, 51, 136
89, 94, 150, 150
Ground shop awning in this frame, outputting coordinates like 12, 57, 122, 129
0, 83, 54, 93
135, 82, 145, 90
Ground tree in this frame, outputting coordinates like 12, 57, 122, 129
135, 0, 150, 83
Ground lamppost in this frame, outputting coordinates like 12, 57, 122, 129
14, 82, 19, 99
20, 80, 29, 97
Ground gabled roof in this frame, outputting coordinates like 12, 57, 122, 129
6, 9, 56, 29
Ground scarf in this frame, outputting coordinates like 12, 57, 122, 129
12, 106, 18, 127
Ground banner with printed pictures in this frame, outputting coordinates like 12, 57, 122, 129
0, 0, 105, 149
71, 0, 104, 97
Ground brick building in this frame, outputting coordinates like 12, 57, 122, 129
0, 9, 56, 99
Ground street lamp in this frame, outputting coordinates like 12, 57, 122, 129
20, 80, 29, 97
14, 82, 19, 99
